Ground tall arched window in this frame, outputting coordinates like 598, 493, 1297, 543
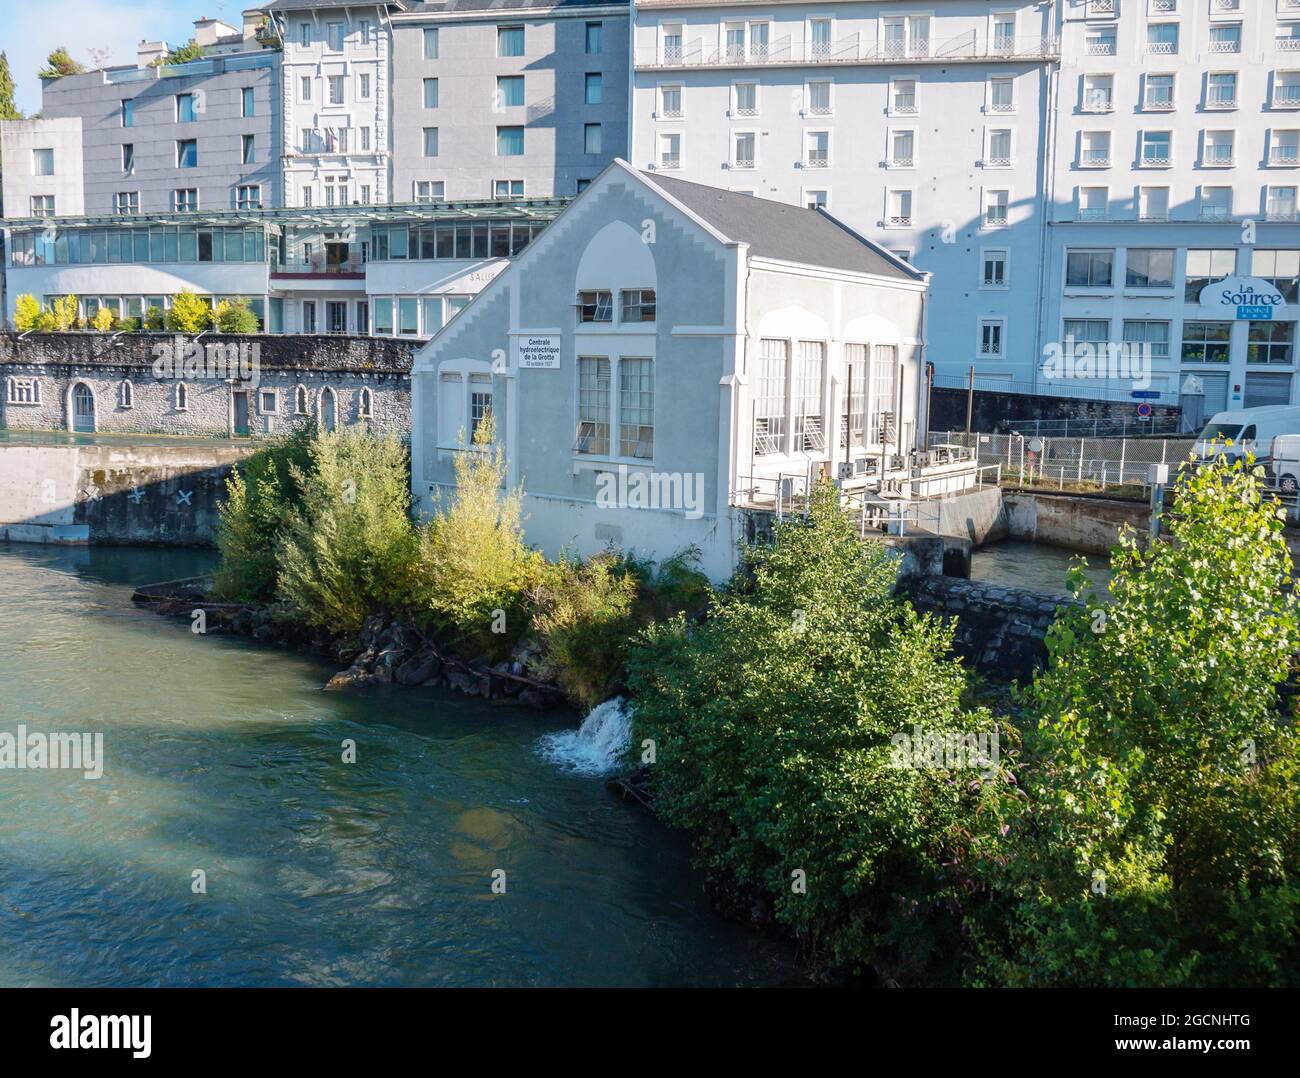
358, 386, 373, 420
295, 384, 308, 415
175, 382, 189, 411
319, 385, 337, 431
119, 379, 134, 409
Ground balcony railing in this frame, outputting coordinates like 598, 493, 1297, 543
1267, 206, 1299, 221
1082, 96, 1114, 113
1078, 207, 1109, 221
1139, 209, 1170, 221
1271, 148, 1300, 165
893, 101, 918, 114
1204, 147, 1235, 166
1279, 36, 1300, 52
636, 32, 1059, 68
1274, 88, 1300, 107
1151, 0, 1176, 11
1088, 0, 1116, 14
1211, 0, 1240, 10
1200, 206, 1233, 221
1209, 39, 1242, 54
732, 157, 755, 169
888, 215, 913, 227
271, 256, 364, 276
1142, 153, 1172, 166
890, 155, 915, 168
1087, 40, 1117, 55
1080, 151, 1112, 167
986, 154, 1012, 167
1145, 96, 1176, 110
1146, 41, 1178, 55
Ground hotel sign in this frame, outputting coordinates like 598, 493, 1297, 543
1198, 276, 1288, 321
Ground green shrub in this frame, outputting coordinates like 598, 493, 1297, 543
628, 481, 998, 979
417, 415, 544, 658
213, 426, 314, 603
50, 295, 78, 331
38, 47, 84, 79
275, 429, 421, 635
970, 454, 1300, 986
215, 297, 260, 334
13, 294, 41, 332
90, 305, 115, 332
165, 290, 212, 333
117, 316, 141, 332
143, 305, 165, 331
530, 553, 642, 710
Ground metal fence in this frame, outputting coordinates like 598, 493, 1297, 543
930, 431, 1196, 490
993, 414, 1186, 438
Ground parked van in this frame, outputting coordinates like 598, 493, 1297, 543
1268, 434, 1300, 494
1194, 406, 1300, 465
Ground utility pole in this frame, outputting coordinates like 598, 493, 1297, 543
964, 365, 975, 439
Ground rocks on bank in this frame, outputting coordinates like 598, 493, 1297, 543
132, 577, 568, 709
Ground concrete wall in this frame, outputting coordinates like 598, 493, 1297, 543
0, 441, 258, 545
1003, 490, 1150, 555
0, 118, 85, 218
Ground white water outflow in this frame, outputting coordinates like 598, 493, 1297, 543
537, 697, 632, 775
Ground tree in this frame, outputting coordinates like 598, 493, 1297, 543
49, 295, 79, 331
165, 290, 213, 333
0, 52, 23, 119
90, 305, 115, 332
38, 47, 84, 79
155, 39, 204, 66
215, 297, 260, 334
972, 454, 1300, 986
628, 482, 1000, 979
13, 294, 42, 331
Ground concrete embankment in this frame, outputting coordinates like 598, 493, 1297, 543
0, 440, 258, 545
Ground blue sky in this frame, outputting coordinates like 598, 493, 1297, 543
3, 0, 235, 115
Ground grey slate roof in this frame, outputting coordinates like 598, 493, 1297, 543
260, 0, 408, 13
643, 171, 923, 282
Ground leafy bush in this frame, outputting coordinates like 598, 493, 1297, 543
215, 297, 260, 334
90, 305, 115, 332
38, 47, 84, 78
165, 290, 212, 333
49, 295, 78, 331
970, 454, 1300, 986
213, 426, 315, 603
530, 553, 642, 710
629, 482, 998, 979
275, 430, 421, 635
13, 294, 41, 331
143, 305, 166, 331
417, 415, 544, 658
117, 316, 141, 332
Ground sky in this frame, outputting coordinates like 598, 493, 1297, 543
2, 0, 233, 116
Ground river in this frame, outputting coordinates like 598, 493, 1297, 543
0, 544, 794, 987
968, 540, 1112, 597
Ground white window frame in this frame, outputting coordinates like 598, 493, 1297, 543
658, 131, 682, 170
978, 318, 1007, 359
884, 187, 914, 228
886, 126, 917, 169
731, 129, 758, 169
731, 80, 759, 118
1077, 184, 1111, 221
982, 187, 1011, 229
805, 78, 832, 117
889, 75, 919, 116
803, 129, 831, 168
657, 83, 683, 119
980, 247, 1010, 290
1143, 72, 1176, 111
984, 126, 1014, 168
1080, 129, 1112, 168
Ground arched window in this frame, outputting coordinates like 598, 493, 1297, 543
319, 385, 337, 432
119, 379, 134, 409
175, 382, 189, 411
6, 376, 40, 404
294, 384, 308, 415
358, 386, 373, 420
70, 382, 96, 432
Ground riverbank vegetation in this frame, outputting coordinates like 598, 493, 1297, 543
212, 421, 710, 709
629, 455, 1300, 986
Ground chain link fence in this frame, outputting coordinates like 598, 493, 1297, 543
930, 431, 1196, 491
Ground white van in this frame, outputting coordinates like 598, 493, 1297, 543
1268, 434, 1300, 494
1194, 406, 1300, 465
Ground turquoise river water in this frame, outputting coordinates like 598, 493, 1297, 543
0, 544, 794, 987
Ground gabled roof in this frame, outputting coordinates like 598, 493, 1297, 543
641, 170, 924, 282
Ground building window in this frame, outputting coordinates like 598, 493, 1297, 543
328, 75, 344, 105
586, 22, 603, 55
659, 84, 682, 118
114, 191, 139, 214
360, 127, 371, 152
585, 72, 602, 105
754, 338, 788, 455
1122, 321, 1171, 362
583, 124, 602, 155
236, 184, 261, 210
1141, 131, 1173, 166
807, 80, 831, 116
1140, 186, 1170, 221
373, 297, 393, 335
886, 188, 913, 227
1086, 27, 1117, 56
242, 86, 255, 117
732, 131, 756, 168
121, 99, 134, 127
1207, 72, 1238, 110
1126, 248, 1174, 288
1065, 249, 1114, 288
1144, 73, 1175, 110
424, 28, 438, 59
1248, 322, 1295, 365
300, 76, 312, 102
6, 377, 41, 404
1268, 185, 1299, 221
1270, 130, 1300, 166
1209, 24, 1241, 55
805, 189, 828, 210
986, 128, 1011, 167
659, 132, 680, 169
302, 301, 318, 334
1082, 74, 1112, 113
1063, 319, 1109, 361
989, 76, 1014, 113
177, 139, 197, 168
1181, 321, 1232, 363
424, 78, 439, 108
414, 180, 445, 203
301, 184, 314, 207
359, 73, 371, 99
1199, 185, 1233, 221
983, 188, 1009, 227
295, 385, 309, 415
733, 82, 757, 116
619, 358, 654, 459
577, 356, 611, 454
119, 379, 134, 409
891, 78, 917, 114
1252, 249, 1300, 303
889, 128, 916, 168
1185, 249, 1237, 301
980, 319, 1005, 358
171, 188, 198, 212
982, 249, 1008, 287
578, 290, 613, 323
497, 126, 524, 156
242, 133, 255, 165
1147, 23, 1179, 55
260, 389, 277, 415
327, 21, 345, 52
498, 26, 524, 58
1274, 71, 1300, 109
32, 147, 54, 176
423, 128, 439, 157
805, 130, 829, 167
1078, 186, 1109, 220
1080, 130, 1111, 168
1204, 130, 1235, 167
493, 179, 524, 198
620, 289, 656, 323
176, 94, 197, 123
176, 382, 189, 411
358, 387, 374, 420
870, 346, 899, 446
299, 22, 311, 47
497, 75, 524, 108
793, 341, 826, 451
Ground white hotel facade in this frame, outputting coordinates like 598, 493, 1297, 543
630, 0, 1300, 414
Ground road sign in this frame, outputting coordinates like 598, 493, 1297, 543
1137, 402, 1153, 419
